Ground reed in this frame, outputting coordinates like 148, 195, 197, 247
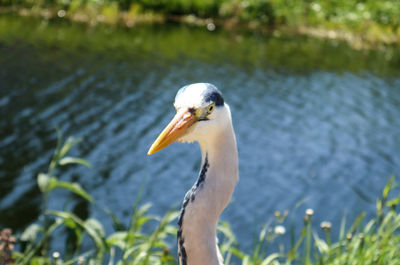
1, 134, 399, 265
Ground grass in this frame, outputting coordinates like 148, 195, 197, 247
1, 133, 400, 264
1, 0, 400, 46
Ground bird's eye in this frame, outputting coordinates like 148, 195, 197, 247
207, 104, 215, 114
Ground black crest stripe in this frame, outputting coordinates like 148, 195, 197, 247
203, 84, 224, 106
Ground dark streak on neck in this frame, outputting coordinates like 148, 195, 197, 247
177, 155, 209, 265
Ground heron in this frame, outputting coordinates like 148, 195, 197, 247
148, 83, 239, 265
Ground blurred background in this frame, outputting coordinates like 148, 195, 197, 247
1, 0, 400, 261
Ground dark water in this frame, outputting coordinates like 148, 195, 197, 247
1, 15, 400, 251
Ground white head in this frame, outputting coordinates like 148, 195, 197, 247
148, 83, 233, 154
148, 84, 238, 265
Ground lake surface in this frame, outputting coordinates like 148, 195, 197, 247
1, 15, 400, 251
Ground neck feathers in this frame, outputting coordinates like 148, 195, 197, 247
178, 155, 209, 265
177, 121, 238, 265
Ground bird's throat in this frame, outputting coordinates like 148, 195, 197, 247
177, 125, 239, 265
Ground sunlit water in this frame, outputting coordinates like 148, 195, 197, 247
1, 15, 400, 252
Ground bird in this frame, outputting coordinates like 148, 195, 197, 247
147, 83, 239, 265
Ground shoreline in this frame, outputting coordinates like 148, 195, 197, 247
1, 6, 399, 50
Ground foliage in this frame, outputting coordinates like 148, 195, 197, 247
2, 134, 400, 264
8, 132, 178, 264
217, 176, 400, 265
1, 0, 400, 32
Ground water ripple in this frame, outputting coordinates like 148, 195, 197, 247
1, 23, 400, 252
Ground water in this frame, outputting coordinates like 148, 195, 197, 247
1, 15, 400, 251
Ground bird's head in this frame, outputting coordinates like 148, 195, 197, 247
147, 83, 231, 155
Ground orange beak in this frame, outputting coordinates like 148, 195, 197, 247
147, 109, 197, 155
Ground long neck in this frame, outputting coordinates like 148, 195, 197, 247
178, 123, 239, 265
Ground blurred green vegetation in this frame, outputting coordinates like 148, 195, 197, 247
0, 0, 399, 45
1, 14, 400, 76
1, 133, 400, 264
